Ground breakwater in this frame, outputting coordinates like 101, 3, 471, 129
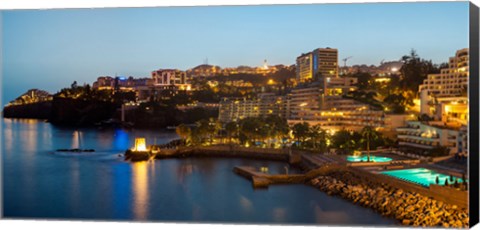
310, 171, 469, 228
153, 145, 292, 162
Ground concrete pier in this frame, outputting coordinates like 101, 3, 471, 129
233, 166, 306, 188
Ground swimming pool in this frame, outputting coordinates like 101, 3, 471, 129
346, 155, 392, 162
380, 168, 464, 187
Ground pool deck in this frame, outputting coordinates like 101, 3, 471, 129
300, 152, 468, 208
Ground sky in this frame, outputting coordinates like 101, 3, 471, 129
1, 2, 470, 105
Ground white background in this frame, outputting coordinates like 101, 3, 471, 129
0, 0, 479, 230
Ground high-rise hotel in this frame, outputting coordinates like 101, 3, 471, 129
296, 48, 339, 83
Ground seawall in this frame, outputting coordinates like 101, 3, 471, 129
154, 145, 292, 162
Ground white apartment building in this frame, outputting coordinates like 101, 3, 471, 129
419, 48, 468, 98
218, 93, 286, 123
396, 120, 466, 155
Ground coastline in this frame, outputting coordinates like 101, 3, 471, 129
138, 145, 469, 227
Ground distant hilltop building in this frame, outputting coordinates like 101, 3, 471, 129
296, 47, 338, 83
339, 61, 403, 77
6, 89, 52, 106
186, 64, 222, 78
92, 69, 191, 102
186, 60, 282, 78
151, 69, 189, 89
92, 76, 153, 91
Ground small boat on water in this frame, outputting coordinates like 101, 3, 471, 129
56, 148, 95, 153
55, 130, 95, 153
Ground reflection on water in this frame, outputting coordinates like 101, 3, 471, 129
132, 162, 149, 220
114, 129, 130, 151
314, 203, 351, 224
4, 121, 13, 153
2, 118, 397, 225
272, 208, 287, 222
239, 195, 253, 212
71, 131, 80, 149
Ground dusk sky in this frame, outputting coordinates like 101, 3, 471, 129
1, 2, 469, 105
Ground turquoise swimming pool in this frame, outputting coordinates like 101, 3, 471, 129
346, 155, 392, 162
380, 168, 464, 187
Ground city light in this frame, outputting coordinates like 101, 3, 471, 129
132, 138, 147, 152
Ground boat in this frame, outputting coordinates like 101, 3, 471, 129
55, 130, 95, 153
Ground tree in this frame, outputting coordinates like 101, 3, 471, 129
399, 49, 440, 92
292, 122, 310, 147
225, 121, 238, 144
239, 117, 263, 146
351, 72, 373, 90
309, 125, 322, 149
308, 125, 327, 151
361, 126, 378, 162
176, 124, 191, 146
264, 115, 290, 147
195, 119, 211, 144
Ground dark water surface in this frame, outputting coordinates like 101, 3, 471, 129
2, 118, 397, 226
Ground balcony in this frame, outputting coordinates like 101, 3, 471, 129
398, 141, 434, 150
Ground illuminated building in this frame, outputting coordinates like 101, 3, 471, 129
186, 64, 222, 78
338, 61, 403, 76
92, 76, 153, 92
296, 48, 338, 83
6, 89, 52, 106
396, 121, 466, 155
218, 93, 287, 122
151, 69, 188, 86
419, 48, 469, 98
418, 49, 469, 126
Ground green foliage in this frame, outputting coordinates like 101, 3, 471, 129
292, 122, 310, 146
344, 90, 383, 110
399, 49, 441, 92
382, 93, 413, 114
351, 72, 373, 90
176, 124, 191, 145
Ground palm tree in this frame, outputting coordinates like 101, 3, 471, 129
361, 126, 378, 162
309, 125, 322, 150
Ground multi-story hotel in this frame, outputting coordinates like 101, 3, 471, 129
396, 120, 467, 155
218, 93, 286, 122
418, 48, 469, 98
397, 48, 469, 156
92, 76, 153, 92
418, 49, 469, 127
296, 48, 338, 83
92, 69, 191, 102
286, 83, 323, 120
151, 69, 189, 88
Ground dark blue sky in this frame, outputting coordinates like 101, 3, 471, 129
1, 2, 469, 105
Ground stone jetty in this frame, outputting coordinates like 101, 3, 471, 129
310, 171, 469, 227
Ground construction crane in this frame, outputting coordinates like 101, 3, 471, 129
342, 56, 353, 68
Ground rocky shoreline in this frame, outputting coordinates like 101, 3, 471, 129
310, 171, 469, 228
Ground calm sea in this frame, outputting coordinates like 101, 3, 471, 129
2, 118, 396, 226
